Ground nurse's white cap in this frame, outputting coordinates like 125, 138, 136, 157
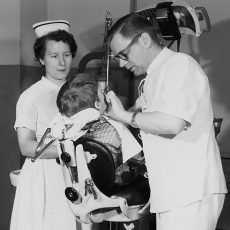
33, 20, 70, 37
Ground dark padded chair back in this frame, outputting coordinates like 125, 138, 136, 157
74, 137, 150, 206
74, 137, 116, 195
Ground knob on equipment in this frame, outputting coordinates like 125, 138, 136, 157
61, 152, 71, 164
65, 187, 82, 203
56, 157, 60, 164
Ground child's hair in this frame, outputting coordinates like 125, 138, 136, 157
57, 73, 98, 117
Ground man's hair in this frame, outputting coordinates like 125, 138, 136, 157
57, 75, 98, 117
107, 13, 161, 45
33, 29, 77, 62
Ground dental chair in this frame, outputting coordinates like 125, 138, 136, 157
59, 137, 153, 229
32, 127, 154, 230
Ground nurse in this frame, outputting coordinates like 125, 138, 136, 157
10, 20, 78, 230
105, 13, 227, 230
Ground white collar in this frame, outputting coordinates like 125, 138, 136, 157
40, 76, 65, 90
146, 47, 170, 76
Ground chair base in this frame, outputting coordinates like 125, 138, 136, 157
97, 214, 156, 230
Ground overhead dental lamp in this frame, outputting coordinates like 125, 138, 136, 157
136, 0, 211, 49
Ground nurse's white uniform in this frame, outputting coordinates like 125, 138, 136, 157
10, 77, 76, 230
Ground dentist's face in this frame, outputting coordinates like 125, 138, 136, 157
110, 32, 147, 76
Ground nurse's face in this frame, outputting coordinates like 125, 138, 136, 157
110, 33, 147, 76
40, 40, 72, 86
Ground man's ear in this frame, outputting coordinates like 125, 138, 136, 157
140, 32, 152, 48
94, 100, 100, 110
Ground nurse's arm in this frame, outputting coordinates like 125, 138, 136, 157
17, 127, 58, 159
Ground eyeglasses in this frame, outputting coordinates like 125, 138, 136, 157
113, 33, 143, 62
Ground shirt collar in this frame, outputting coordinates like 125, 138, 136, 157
40, 76, 65, 90
146, 47, 170, 76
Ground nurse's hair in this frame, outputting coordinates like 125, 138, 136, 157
107, 13, 161, 46
33, 30, 77, 62
57, 74, 99, 118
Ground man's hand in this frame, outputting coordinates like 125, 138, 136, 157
105, 91, 126, 122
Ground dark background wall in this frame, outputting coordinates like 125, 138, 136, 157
0, 66, 20, 230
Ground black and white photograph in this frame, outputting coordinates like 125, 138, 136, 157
1, 0, 230, 230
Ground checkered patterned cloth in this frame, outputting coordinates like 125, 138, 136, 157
83, 117, 135, 184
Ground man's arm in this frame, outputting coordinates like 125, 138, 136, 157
106, 91, 186, 135
123, 110, 186, 135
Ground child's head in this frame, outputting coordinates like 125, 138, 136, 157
57, 73, 107, 117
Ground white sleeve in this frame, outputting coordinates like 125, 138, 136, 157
155, 54, 206, 124
14, 92, 37, 131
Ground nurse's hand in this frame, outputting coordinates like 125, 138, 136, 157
105, 91, 126, 122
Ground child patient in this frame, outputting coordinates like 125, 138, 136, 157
55, 73, 143, 184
